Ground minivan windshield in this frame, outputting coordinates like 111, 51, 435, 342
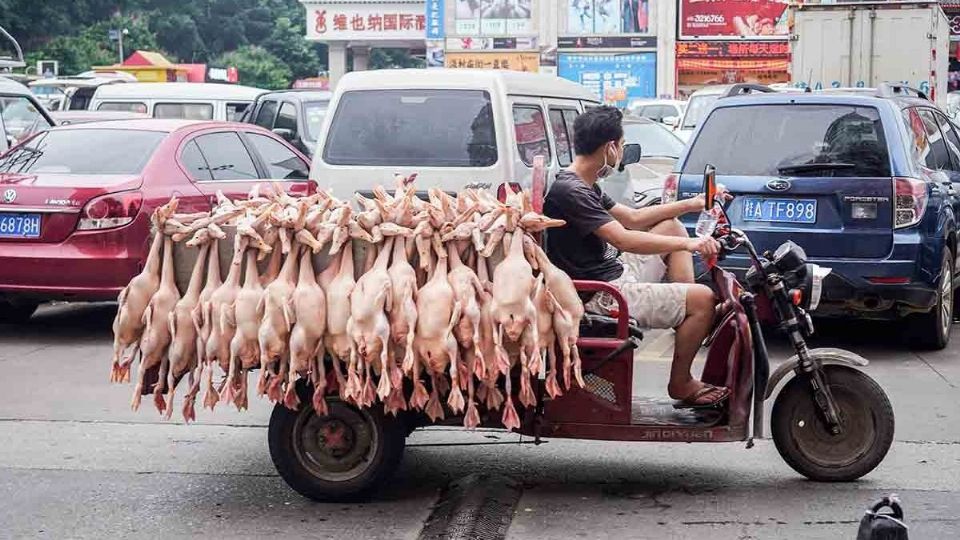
683, 104, 890, 177
323, 89, 497, 167
681, 93, 719, 129
0, 129, 165, 174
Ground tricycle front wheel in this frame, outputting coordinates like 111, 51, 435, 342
771, 365, 894, 482
268, 385, 406, 502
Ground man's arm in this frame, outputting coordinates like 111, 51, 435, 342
595, 219, 719, 256
608, 198, 702, 230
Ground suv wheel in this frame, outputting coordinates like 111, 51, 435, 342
909, 251, 954, 350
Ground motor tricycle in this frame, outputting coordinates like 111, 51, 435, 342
267, 166, 895, 502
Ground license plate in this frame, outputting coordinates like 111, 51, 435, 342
741, 198, 817, 224
0, 212, 42, 238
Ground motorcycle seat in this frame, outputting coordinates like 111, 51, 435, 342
580, 312, 644, 341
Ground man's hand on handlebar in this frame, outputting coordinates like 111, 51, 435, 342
685, 236, 721, 257
682, 187, 734, 214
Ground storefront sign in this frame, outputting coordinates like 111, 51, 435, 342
425, 0, 444, 39
306, 2, 427, 41
676, 41, 789, 58
445, 36, 537, 51
679, 0, 789, 39
445, 52, 540, 72
455, 0, 532, 36
558, 53, 656, 106
566, 0, 651, 35
676, 57, 789, 98
558, 35, 656, 49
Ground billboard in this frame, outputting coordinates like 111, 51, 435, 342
558, 53, 656, 107
455, 0, 533, 36
445, 51, 540, 72
679, 0, 789, 39
306, 3, 426, 41
567, 0, 651, 35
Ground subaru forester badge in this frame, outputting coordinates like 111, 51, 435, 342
766, 179, 791, 192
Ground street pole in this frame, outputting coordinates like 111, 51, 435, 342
118, 29, 124, 63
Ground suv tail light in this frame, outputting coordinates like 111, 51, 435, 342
894, 177, 927, 229
78, 191, 143, 231
662, 173, 679, 204
497, 182, 522, 203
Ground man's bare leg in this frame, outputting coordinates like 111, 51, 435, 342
648, 218, 695, 284
666, 284, 724, 401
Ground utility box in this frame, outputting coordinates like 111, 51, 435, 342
789, 1, 949, 107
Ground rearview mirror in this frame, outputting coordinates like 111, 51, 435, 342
663, 115, 679, 128
618, 143, 642, 172
272, 127, 296, 142
703, 164, 717, 210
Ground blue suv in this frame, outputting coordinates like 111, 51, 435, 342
668, 84, 959, 349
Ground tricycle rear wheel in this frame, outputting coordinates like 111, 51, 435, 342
771, 365, 894, 482
268, 383, 405, 502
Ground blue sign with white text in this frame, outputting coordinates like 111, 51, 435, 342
558, 53, 657, 107
426, 0, 445, 39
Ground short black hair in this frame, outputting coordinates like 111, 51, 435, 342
573, 106, 623, 156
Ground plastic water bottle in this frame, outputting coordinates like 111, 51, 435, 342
695, 210, 718, 238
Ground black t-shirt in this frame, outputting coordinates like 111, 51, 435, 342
544, 170, 624, 281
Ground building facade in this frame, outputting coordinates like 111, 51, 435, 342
300, 1, 800, 101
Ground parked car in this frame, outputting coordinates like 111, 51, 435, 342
0, 119, 312, 322
29, 75, 131, 111
310, 69, 600, 201
671, 83, 960, 348
603, 117, 685, 208
242, 89, 332, 157
626, 98, 686, 127
89, 82, 265, 121
0, 76, 54, 153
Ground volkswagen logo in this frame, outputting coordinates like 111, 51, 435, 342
2, 189, 15, 203
766, 179, 791, 192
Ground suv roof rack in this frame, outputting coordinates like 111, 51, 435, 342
877, 82, 928, 101
721, 83, 776, 99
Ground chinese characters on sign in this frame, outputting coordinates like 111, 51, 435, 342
558, 53, 657, 106
676, 41, 790, 58
308, 4, 427, 41
444, 52, 540, 72
426, 0, 445, 39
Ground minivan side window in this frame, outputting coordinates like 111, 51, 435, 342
909, 108, 952, 171
227, 102, 251, 122
193, 132, 259, 181
246, 133, 308, 180
180, 140, 212, 181
255, 101, 278, 129
513, 105, 551, 167
548, 108, 574, 167
98, 101, 147, 114
154, 103, 214, 120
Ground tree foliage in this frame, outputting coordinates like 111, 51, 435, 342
0, 0, 342, 86
214, 45, 292, 90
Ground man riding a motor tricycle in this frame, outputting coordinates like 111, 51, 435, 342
543, 105, 729, 408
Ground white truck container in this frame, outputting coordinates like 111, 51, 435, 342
789, 1, 948, 108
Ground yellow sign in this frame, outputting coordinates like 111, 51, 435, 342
445, 52, 540, 73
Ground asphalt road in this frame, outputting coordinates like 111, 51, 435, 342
1, 302, 958, 539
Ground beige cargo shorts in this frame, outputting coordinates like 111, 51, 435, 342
584, 252, 689, 329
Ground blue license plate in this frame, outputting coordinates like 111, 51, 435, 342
741, 198, 817, 224
0, 212, 42, 238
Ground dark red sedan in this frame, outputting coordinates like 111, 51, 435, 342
0, 119, 314, 322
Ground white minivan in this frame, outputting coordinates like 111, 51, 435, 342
310, 69, 601, 200
89, 82, 265, 121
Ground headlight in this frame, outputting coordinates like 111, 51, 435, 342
772, 241, 808, 275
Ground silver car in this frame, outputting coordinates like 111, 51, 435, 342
603, 117, 686, 208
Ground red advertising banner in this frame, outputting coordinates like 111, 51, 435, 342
676, 41, 789, 58
679, 0, 790, 39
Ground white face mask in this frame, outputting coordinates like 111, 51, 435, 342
597, 142, 622, 180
